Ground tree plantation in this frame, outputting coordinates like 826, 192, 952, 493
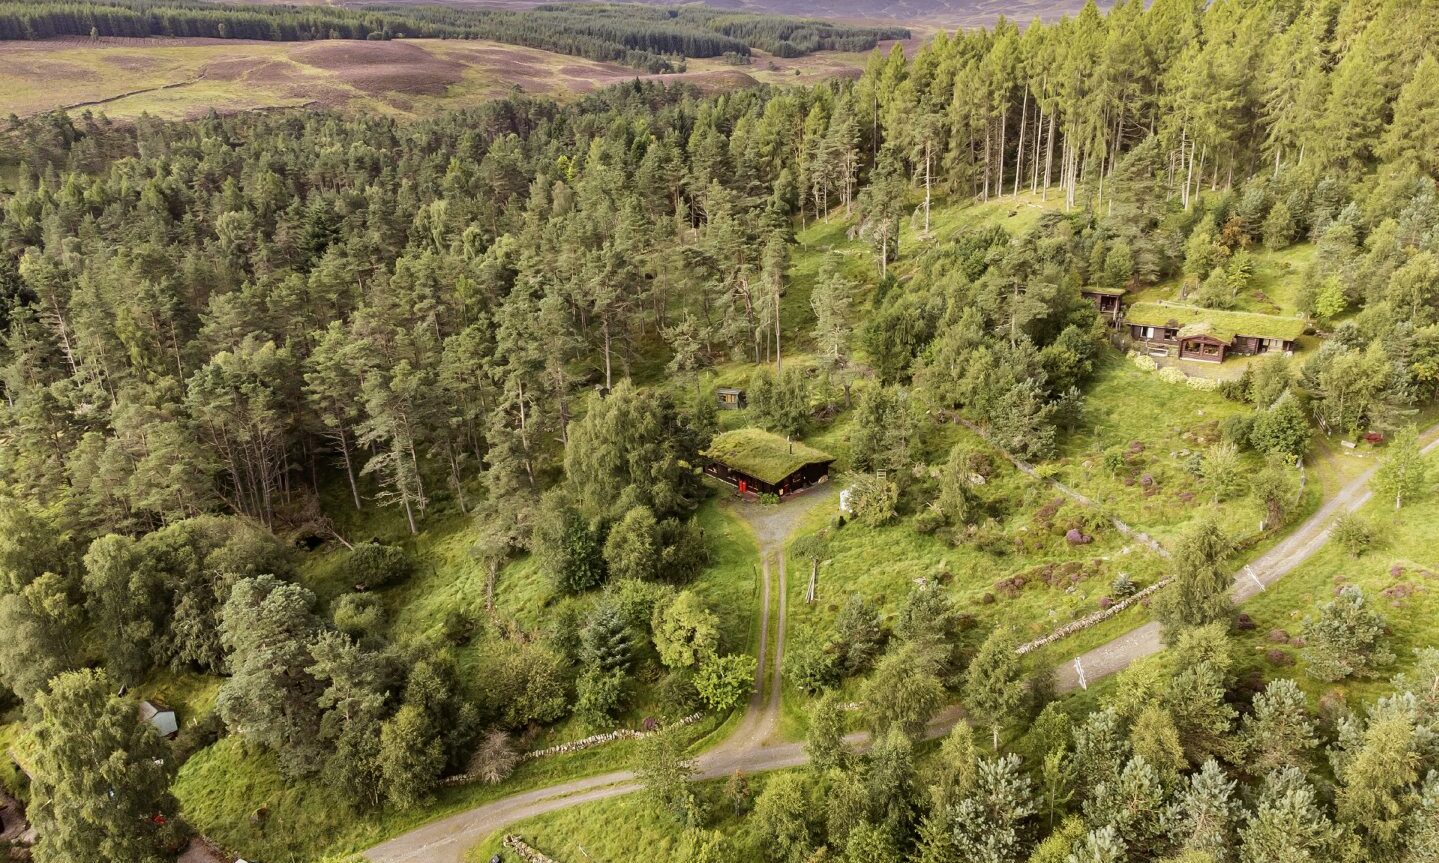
1, 0, 1439, 862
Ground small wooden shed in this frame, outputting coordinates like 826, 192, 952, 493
716, 387, 747, 410
139, 700, 178, 739
702, 429, 834, 498
1080, 286, 1126, 324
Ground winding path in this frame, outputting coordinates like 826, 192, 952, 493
1054, 423, 1439, 692
366, 426, 1439, 862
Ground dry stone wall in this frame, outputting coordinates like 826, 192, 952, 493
441, 712, 704, 787
1015, 578, 1171, 656
504, 834, 560, 863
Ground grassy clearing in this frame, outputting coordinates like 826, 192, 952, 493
463, 771, 776, 863
775, 418, 1170, 738
1128, 242, 1317, 317
1053, 348, 1279, 546
175, 708, 733, 863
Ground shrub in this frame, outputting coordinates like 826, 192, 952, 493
1331, 513, 1376, 557
467, 730, 519, 785
1301, 586, 1393, 682
1111, 574, 1137, 599
1220, 413, 1255, 448
1129, 352, 1159, 372
783, 634, 840, 693
655, 671, 703, 716
847, 476, 899, 526
442, 608, 480, 645
1250, 395, 1310, 461
576, 668, 629, 730
1185, 376, 1219, 391
1158, 366, 1188, 385
332, 592, 385, 637
694, 654, 758, 712
171, 712, 226, 767
342, 542, 414, 589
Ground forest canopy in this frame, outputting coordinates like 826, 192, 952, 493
2, 0, 1439, 860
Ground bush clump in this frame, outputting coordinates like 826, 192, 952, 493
343, 542, 414, 589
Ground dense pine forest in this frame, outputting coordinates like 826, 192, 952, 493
2, 0, 1439, 861
0, 0, 909, 72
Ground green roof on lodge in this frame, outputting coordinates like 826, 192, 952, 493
1124, 301, 1306, 342
703, 429, 834, 486
1082, 285, 1128, 297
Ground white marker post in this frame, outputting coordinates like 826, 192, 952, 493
1246, 565, 1266, 592
1073, 658, 1088, 690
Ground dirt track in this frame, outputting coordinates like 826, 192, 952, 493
365, 426, 1439, 863
1054, 422, 1439, 692
364, 489, 832, 863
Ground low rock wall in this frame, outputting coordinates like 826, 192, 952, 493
504, 834, 560, 863
1015, 578, 1171, 656
441, 712, 704, 787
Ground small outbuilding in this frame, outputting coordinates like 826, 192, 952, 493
703, 429, 834, 499
139, 700, 178, 739
1080, 286, 1126, 325
716, 387, 747, 410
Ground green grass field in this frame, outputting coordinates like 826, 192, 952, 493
1229, 447, 1439, 703
462, 771, 778, 863
1052, 349, 1273, 546
1127, 242, 1317, 317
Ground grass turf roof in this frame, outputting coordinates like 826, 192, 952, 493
1124, 301, 1306, 341
1082, 285, 1128, 296
703, 428, 835, 486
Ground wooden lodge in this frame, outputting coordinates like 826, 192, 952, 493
1080, 286, 1126, 325
702, 428, 834, 499
1124, 301, 1305, 364
716, 387, 746, 410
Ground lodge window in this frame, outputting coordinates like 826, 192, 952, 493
1141, 326, 1156, 339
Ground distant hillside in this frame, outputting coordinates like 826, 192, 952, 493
0, 0, 910, 72
361, 0, 1115, 27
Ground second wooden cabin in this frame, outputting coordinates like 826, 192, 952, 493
1124, 301, 1305, 363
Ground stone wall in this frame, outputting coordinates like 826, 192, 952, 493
441, 712, 704, 788
1015, 578, 1171, 656
504, 834, 560, 863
